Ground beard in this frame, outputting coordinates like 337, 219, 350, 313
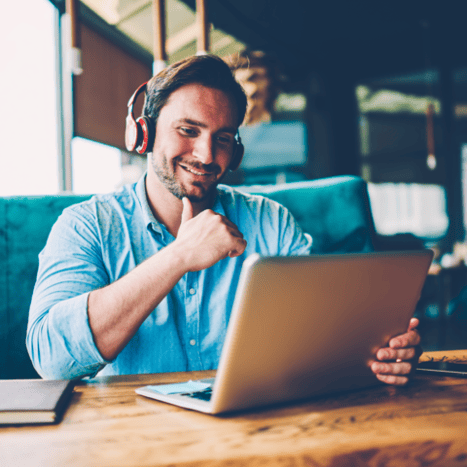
150, 152, 225, 202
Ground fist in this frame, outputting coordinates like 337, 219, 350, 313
175, 197, 247, 271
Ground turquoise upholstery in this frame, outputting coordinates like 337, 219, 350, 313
0, 175, 375, 379
0, 194, 91, 379
237, 175, 376, 254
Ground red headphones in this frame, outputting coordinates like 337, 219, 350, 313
125, 82, 154, 154
125, 82, 244, 170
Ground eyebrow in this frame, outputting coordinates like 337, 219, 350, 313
175, 118, 237, 134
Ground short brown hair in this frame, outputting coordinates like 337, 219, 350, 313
143, 54, 247, 129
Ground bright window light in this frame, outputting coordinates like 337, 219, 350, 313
72, 137, 123, 194
368, 183, 449, 240
0, 0, 59, 196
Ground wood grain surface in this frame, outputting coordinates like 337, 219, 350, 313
1, 353, 467, 467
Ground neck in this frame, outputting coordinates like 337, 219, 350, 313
145, 169, 215, 237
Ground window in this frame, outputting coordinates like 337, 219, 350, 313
72, 138, 123, 194
368, 182, 448, 241
0, 0, 60, 196
72, 138, 146, 194
356, 72, 450, 241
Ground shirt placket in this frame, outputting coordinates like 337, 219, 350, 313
185, 270, 202, 370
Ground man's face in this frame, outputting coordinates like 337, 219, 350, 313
149, 83, 239, 202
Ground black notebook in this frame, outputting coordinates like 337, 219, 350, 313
0, 379, 75, 425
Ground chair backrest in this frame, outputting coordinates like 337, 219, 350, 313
0, 194, 91, 379
235, 175, 376, 254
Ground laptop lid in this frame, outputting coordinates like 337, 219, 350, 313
137, 250, 433, 414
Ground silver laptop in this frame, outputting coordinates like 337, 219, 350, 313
136, 250, 433, 414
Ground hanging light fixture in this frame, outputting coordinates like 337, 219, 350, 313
422, 19, 437, 171
426, 102, 437, 170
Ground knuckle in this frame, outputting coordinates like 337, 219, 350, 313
377, 348, 393, 360
396, 376, 409, 386
385, 375, 398, 384
389, 337, 402, 348
379, 363, 391, 373
377, 371, 409, 386
395, 362, 412, 375
377, 374, 393, 384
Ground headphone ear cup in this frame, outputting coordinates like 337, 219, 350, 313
125, 81, 149, 153
230, 140, 244, 171
135, 116, 155, 154
125, 115, 142, 152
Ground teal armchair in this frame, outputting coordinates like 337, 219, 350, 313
237, 175, 376, 254
0, 175, 375, 379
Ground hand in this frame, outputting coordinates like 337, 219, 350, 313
370, 317, 422, 385
174, 197, 247, 271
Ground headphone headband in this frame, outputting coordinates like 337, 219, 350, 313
127, 82, 148, 113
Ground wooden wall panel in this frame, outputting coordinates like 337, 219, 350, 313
74, 23, 152, 150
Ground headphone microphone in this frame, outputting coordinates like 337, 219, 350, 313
125, 82, 244, 170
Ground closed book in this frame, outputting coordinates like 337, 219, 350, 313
0, 379, 75, 425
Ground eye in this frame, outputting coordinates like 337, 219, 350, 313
216, 134, 234, 145
179, 127, 197, 137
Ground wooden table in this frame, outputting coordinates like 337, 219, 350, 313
2, 351, 467, 467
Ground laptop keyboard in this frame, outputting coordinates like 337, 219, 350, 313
182, 387, 213, 401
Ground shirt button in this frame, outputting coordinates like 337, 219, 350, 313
189, 288, 196, 295
190, 339, 196, 346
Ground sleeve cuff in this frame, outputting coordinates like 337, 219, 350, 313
49, 292, 113, 370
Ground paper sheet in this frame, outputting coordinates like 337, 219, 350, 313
145, 381, 211, 395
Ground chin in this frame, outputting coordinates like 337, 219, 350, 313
183, 185, 217, 203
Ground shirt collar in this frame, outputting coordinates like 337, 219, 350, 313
135, 173, 163, 234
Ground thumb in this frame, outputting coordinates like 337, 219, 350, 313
181, 197, 194, 225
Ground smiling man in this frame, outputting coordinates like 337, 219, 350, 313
27, 55, 420, 384
149, 85, 236, 202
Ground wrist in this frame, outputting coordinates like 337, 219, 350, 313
160, 240, 193, 275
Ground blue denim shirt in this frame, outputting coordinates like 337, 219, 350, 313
27, 176, 312, 379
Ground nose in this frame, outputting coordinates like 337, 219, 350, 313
192, 135, 214, 165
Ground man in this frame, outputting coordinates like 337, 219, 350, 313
27, 54, 420, 384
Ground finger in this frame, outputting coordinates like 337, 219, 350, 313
408, 317, 419, 330
229, 229, 244, 239
218, 215, 244, 235
181, 197, 194, 225
371, 360, 413, 376
376, 346, 418, 361
227, 239, 247, 258
389, 329, 420, 349
375, 373, 409, 386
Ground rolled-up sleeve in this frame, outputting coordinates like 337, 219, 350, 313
27, 205, 112, 380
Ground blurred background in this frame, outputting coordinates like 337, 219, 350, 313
2, 0, 467, 348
